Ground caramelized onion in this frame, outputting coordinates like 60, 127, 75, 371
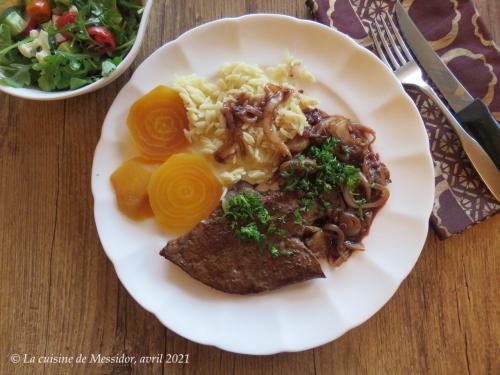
362, 183, 390, 209
338, 211, 361, 237
322, 115, 351, 144
305, 230, 329, 258
233, 102, 263, 123
350, 122, 376, 147
287, 135, 310, 154
323, 223, 346, 255
303, 226, 321, 235
262, 86, 292, 158
279, 157, 318, 176
358, 172, 372, 201
304, 108, 328, 125
362, 152, 391, 184
345, 241, 365, 252
214, 103, 247, 163
342, 181, 389, 210
342, 185, 359, 209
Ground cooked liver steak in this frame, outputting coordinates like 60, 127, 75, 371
160, 186, 325, 294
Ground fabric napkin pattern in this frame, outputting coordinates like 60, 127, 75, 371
306, 0, 500, 239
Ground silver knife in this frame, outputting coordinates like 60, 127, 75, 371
395, 1, 500, 200
395, 2, 500, 170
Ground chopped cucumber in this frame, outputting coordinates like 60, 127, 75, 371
4, 10, 26, 36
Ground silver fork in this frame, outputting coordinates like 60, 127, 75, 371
369, 12, 500, 200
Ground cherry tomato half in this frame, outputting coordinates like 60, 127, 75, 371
25, 0, 52, 24
57, 11, 77, 28
87, 26, 116, 51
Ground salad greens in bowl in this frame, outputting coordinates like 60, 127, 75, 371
0, 0, 152, 100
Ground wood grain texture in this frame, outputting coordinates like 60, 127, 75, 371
0, 1, 498, 374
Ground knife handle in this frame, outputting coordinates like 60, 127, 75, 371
456, 99, 500, 170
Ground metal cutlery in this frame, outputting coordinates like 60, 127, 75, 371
394, 2, 500, 170
368, 9, 500, 201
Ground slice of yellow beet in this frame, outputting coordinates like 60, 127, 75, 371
127, 85, 189, 161
110, 158, 155, 220
148, 153, 223, 234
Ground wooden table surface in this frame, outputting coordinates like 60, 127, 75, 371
1, 1, 498, 374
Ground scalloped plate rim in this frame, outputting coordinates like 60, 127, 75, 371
92, 14, 434, 355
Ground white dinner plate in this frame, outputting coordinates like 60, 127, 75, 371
92, 14, 434, 355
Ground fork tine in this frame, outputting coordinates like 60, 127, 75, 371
383, 10, 413, 61
379, 13, 406, 65
368, 22, 390, 68
373, 18, 400, 69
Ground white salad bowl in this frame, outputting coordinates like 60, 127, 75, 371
0, 0, 152, 101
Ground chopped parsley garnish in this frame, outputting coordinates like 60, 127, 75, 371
355, 198, 367, 206
238, 222, 265, 243
223, 191, 271, 225
345, 165, 362, 192
222, 191, 287, 258
297, 154, 306, 167
275, 228, 285, 236
281, 136, 365, 221
268, 244, 280, 259
355, 198, 367, 219
342, 145, 352, 155
283, 137, 361, 200
301, 198, 313, 211
293, 209, 303, 224
268, 222, 285, 237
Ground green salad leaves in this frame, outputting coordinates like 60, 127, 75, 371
0, 0, 143, 91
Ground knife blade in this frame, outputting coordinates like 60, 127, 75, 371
395, 2, 500, 170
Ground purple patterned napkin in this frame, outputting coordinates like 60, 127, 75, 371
306, 0, 500, 239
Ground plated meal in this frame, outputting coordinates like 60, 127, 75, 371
0, 0, 143, 91
92, 14, 434, 354
110, 56, 391, 294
